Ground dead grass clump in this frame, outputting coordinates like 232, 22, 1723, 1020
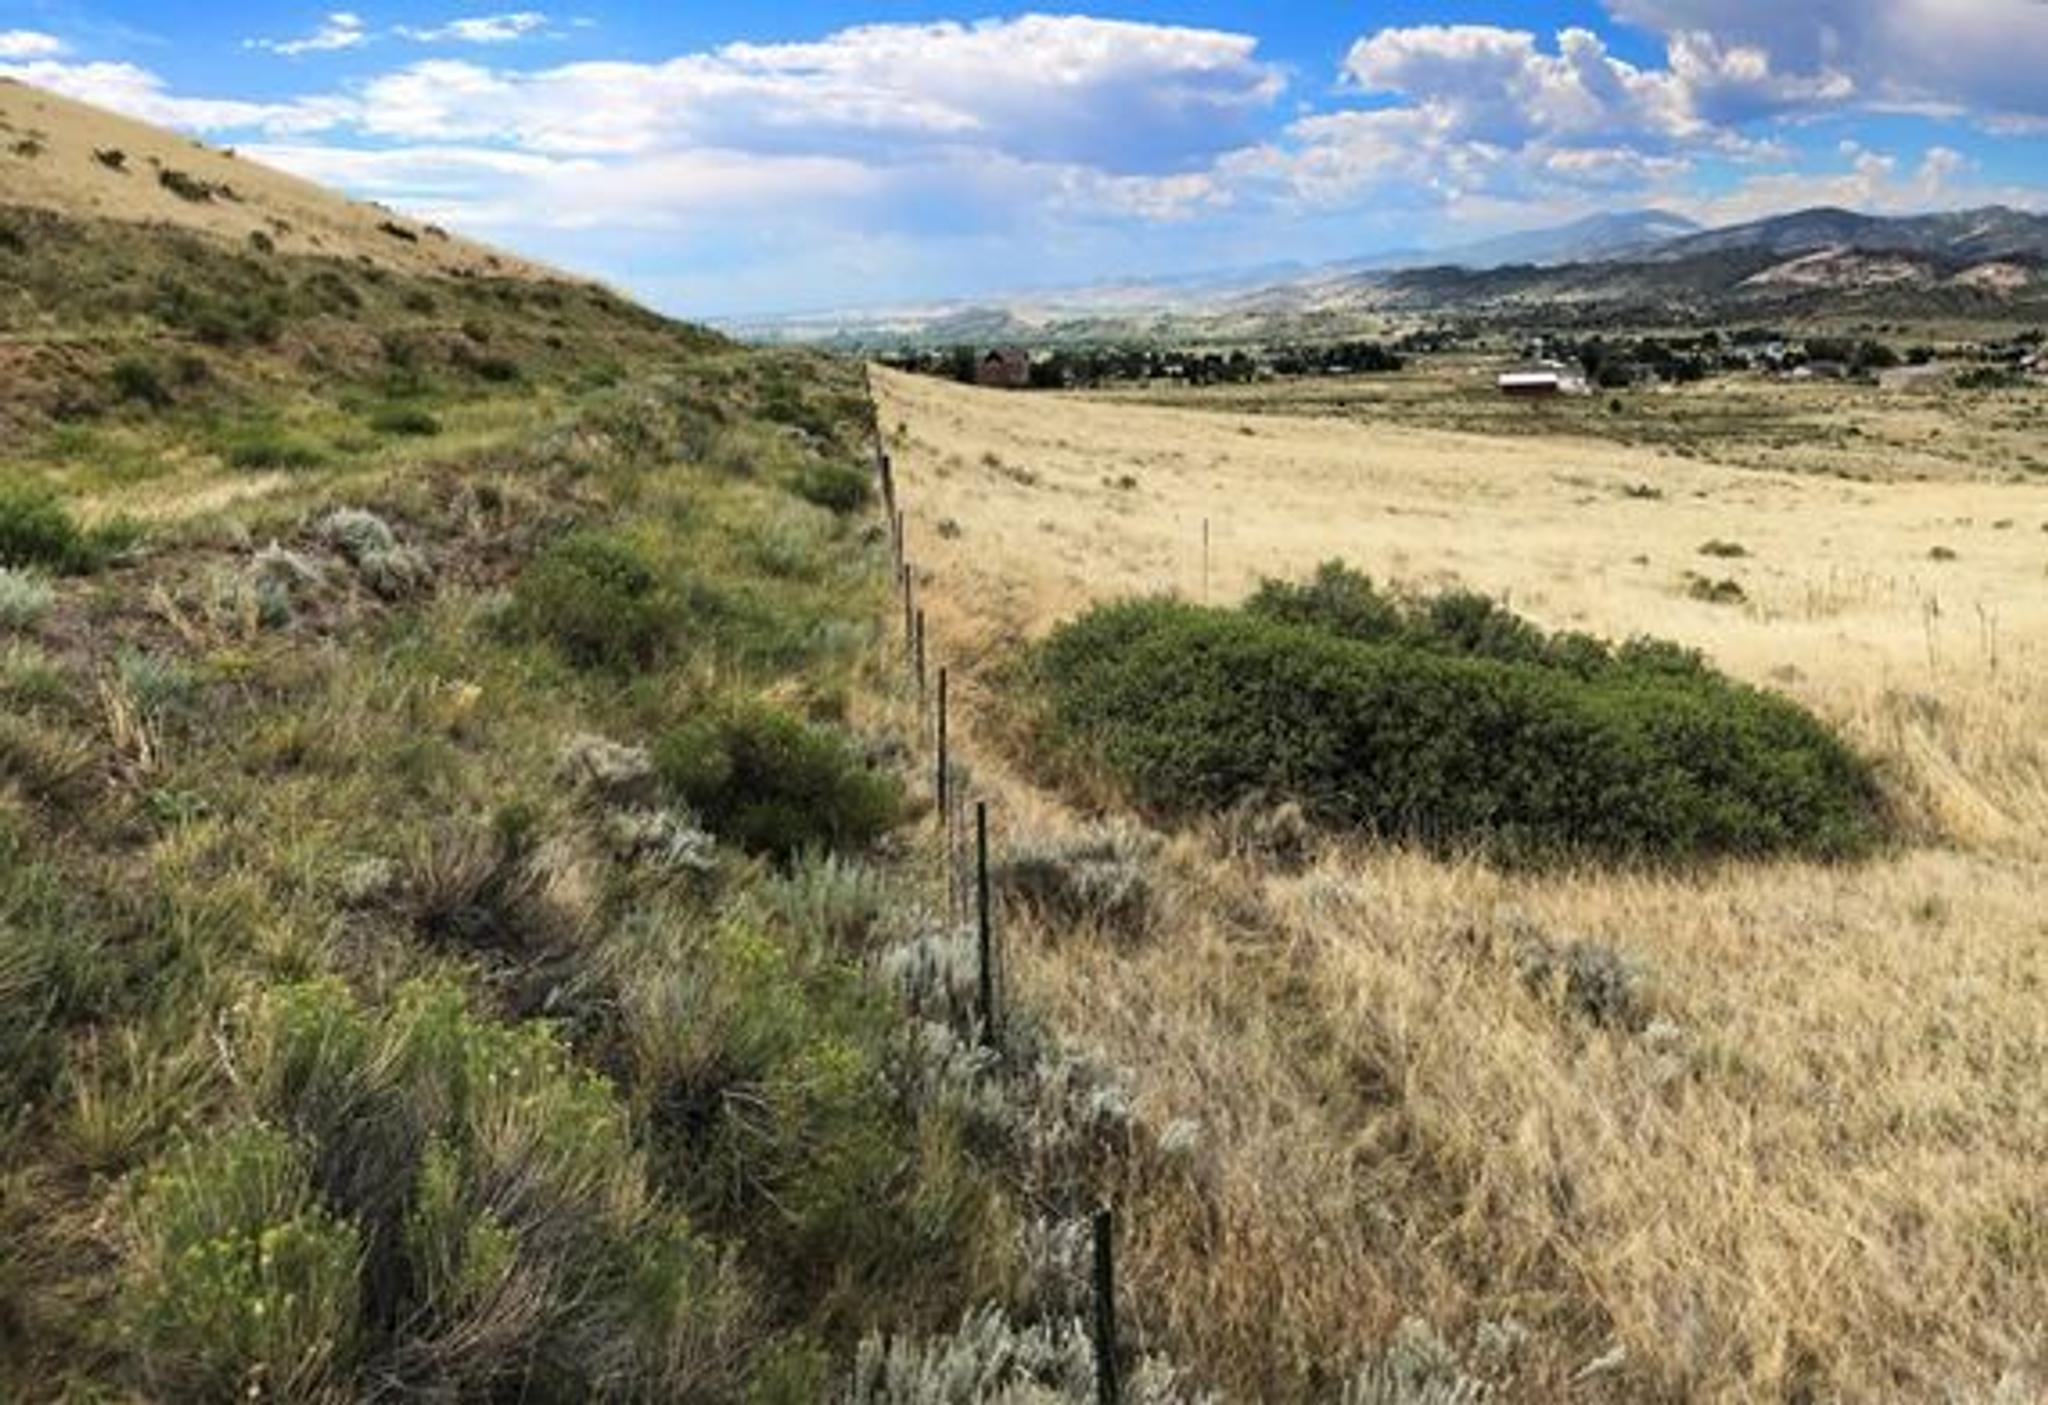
1514, 929, 1655, 1031
996, 824, 1159, 940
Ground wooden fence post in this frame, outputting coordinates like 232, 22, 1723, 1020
1092, 1207, 1121, 1405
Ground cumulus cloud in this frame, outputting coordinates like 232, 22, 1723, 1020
1605, 0, 2048, 122
396, 13, 552, 45
1341, 22, 1849, 151
345, 16, 1282, 173
0, 30, 64, 59
248, 11, 370, 57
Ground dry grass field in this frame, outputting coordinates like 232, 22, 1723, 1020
872, 364, 2048, 1401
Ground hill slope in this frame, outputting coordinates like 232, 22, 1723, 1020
1646, 204, 2048, 264
0, 81, 1149, 1403
1421, 209, 1703, 269
0, 77, 551, 281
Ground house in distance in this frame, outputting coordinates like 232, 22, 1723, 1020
1497, 359, 1590, 398
976, 346, 1033, 389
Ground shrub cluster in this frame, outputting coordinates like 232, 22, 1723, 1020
789, 461, 873, 516
654, 699, 900, 860
119, 979, 751, 1399
507, 531, 680, 671
1031, 565, 1885, 864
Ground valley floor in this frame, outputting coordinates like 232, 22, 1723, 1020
873, 365, 2048, 1400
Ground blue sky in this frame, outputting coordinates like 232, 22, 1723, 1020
4, 2, 2046, 317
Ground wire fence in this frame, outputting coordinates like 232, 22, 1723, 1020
862, 366, 1123, 1402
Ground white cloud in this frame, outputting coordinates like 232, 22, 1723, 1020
396, 13, 551, 45
1668, 139, 2023, 229
347, 16, 1283, 173
248, 12, 370, 57
0, 30, 65, 59
1340, 22, 1850, 152
0, 58, 357, 133
1605, 0, 2048, 123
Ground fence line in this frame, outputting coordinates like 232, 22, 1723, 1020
866, 374, 1125, 1393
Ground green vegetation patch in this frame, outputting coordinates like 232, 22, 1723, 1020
222, 429, 329, 472
655, 699, 900, 861
506, 530, 685, 671
0, 485, 136, 573
1029, 562, 1885, 864
788, 461, 874, 516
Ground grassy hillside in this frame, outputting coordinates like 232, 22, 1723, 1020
0, 159, 1223, 1395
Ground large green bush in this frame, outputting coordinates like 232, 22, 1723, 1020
1031, 583, 1885, 864
655, 700, 900, 860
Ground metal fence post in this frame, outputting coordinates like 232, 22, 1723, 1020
1092, 1207, 1121, 1405
935, 666, 949, 816
976, 801, 997, 1048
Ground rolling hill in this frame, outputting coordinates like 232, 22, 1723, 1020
0, 77, 551, 281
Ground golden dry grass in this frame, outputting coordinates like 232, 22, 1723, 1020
872, 364, 2048, 1401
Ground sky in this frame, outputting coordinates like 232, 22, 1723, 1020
3, 2, 2047, 317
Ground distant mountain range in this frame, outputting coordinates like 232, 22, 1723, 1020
737, 204, 2048, 344
1385, 209, 1704, 271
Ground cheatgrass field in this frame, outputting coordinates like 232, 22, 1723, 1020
872, 362, 2048, 1402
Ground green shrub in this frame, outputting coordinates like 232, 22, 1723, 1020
655, 700, 899, 860
225, 431, 328, 472
156, 168, 217, 202
1687, 575, 1747, 605
232, 978, 751, 1398
121, 1123, 363, 1400
1248, 562, 1668, 679
1030, 590, 1884, 864
789, 462, 872, 515
0, 487, 131, 574
110, 357, 172, 409
508, 531, 679, 670
369, 405, 442, 437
